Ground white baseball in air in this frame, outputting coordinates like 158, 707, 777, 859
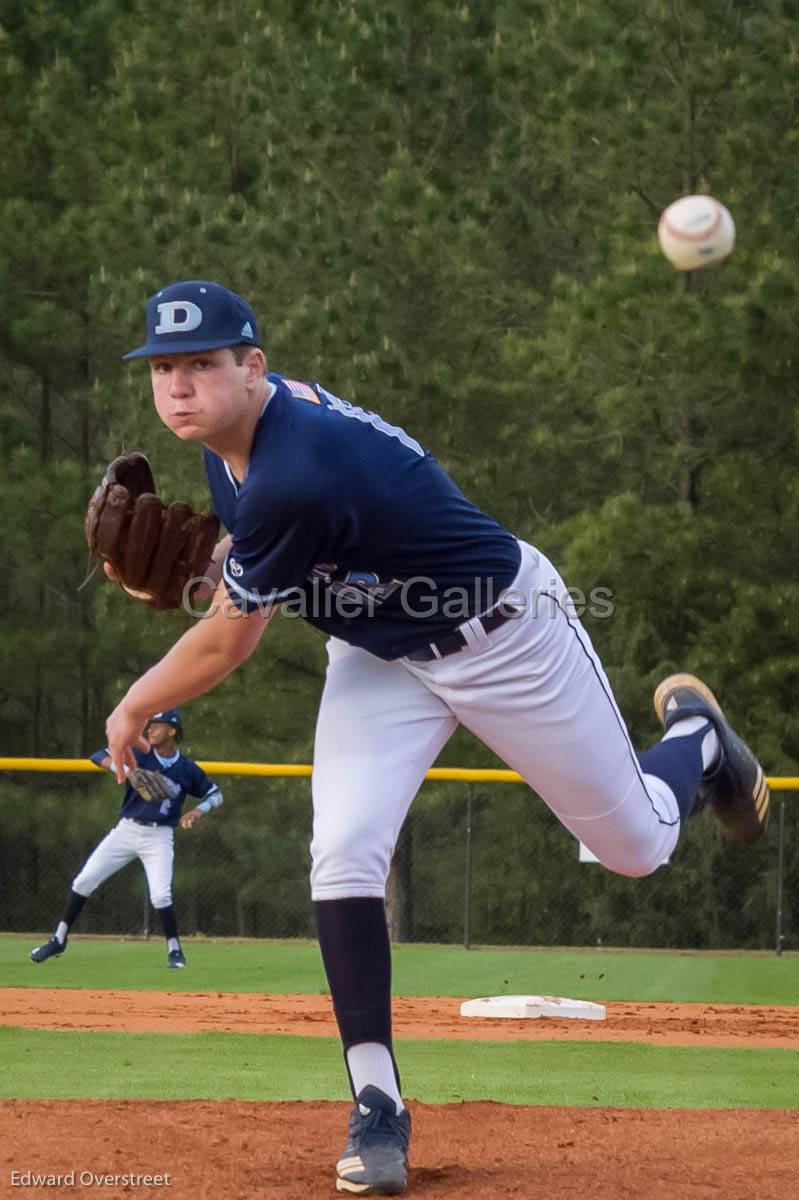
657, 195, 735, 271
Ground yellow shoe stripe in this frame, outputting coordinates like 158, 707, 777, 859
337, 1157, 365, 1174
750, 764, 769, 819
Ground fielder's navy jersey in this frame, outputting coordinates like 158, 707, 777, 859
92, 746, 219, 827
204, 374, 521, 660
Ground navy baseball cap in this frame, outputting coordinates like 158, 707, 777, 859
123, 280, 260, 359
148, 708, 182, 731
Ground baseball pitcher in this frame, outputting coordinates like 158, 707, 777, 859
94, 281, 768, 1195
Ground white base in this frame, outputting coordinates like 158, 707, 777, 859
460, 994, 606, 1021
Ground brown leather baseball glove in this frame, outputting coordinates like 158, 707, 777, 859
85, 452, 220, 610
126, 767, 178, 804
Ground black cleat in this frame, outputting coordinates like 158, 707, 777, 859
30, 935, 67, 963
336, 1086, 411, 1195
168, 949, 187, 968
653, 673, 769, 845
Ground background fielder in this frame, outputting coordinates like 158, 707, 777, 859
101, 281, 768, 1196
30, 708, 223, 970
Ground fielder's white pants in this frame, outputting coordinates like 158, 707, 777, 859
310, 541, 681, 900
72, 818, 175, 908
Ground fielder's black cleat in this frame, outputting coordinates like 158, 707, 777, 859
168, 948, 187, 968
30, 935, 67, 963
653, 673, 769, 846
336, 1085, 411, 1195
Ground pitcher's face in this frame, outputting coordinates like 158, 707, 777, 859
149, 348, 257, 443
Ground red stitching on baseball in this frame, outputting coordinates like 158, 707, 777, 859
660, 199, 722, 243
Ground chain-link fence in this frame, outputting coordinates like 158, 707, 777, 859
1, 766, 796, 952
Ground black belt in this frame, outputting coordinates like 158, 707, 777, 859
405, 604, 524, 662
131, 818, 162, 828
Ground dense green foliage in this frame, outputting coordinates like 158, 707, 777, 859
2, 1, 798, 946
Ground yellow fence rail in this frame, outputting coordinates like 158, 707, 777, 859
1, 757, 798, 788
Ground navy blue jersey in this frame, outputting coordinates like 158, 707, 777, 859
92, 747, 220, 827
204, 375, 521, 660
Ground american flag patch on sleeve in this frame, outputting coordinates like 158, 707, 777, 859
285, 379, 320, 404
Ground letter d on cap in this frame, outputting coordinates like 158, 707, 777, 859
155, 300, 203, 334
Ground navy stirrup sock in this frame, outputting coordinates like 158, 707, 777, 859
315, 896, 398, 1093
639, 726, 708, 824
62, 889, 87, 929
156, 904, 179, 941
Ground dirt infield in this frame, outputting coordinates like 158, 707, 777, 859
1, 1101, 797, 1199
3, 990, 797, 1198
2, 987, 798, 1048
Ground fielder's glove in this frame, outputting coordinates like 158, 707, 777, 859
127, 768, 180, 804
85, 452, 220, 610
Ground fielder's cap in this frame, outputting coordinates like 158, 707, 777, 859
148, 708, 182, 731
123, 280, 260, 359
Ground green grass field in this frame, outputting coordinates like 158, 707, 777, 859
3, 936, 798, 1004
2, 937, 797, 1109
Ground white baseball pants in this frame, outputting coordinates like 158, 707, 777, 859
310, 541, 681, 900
72, 818, 175, 908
